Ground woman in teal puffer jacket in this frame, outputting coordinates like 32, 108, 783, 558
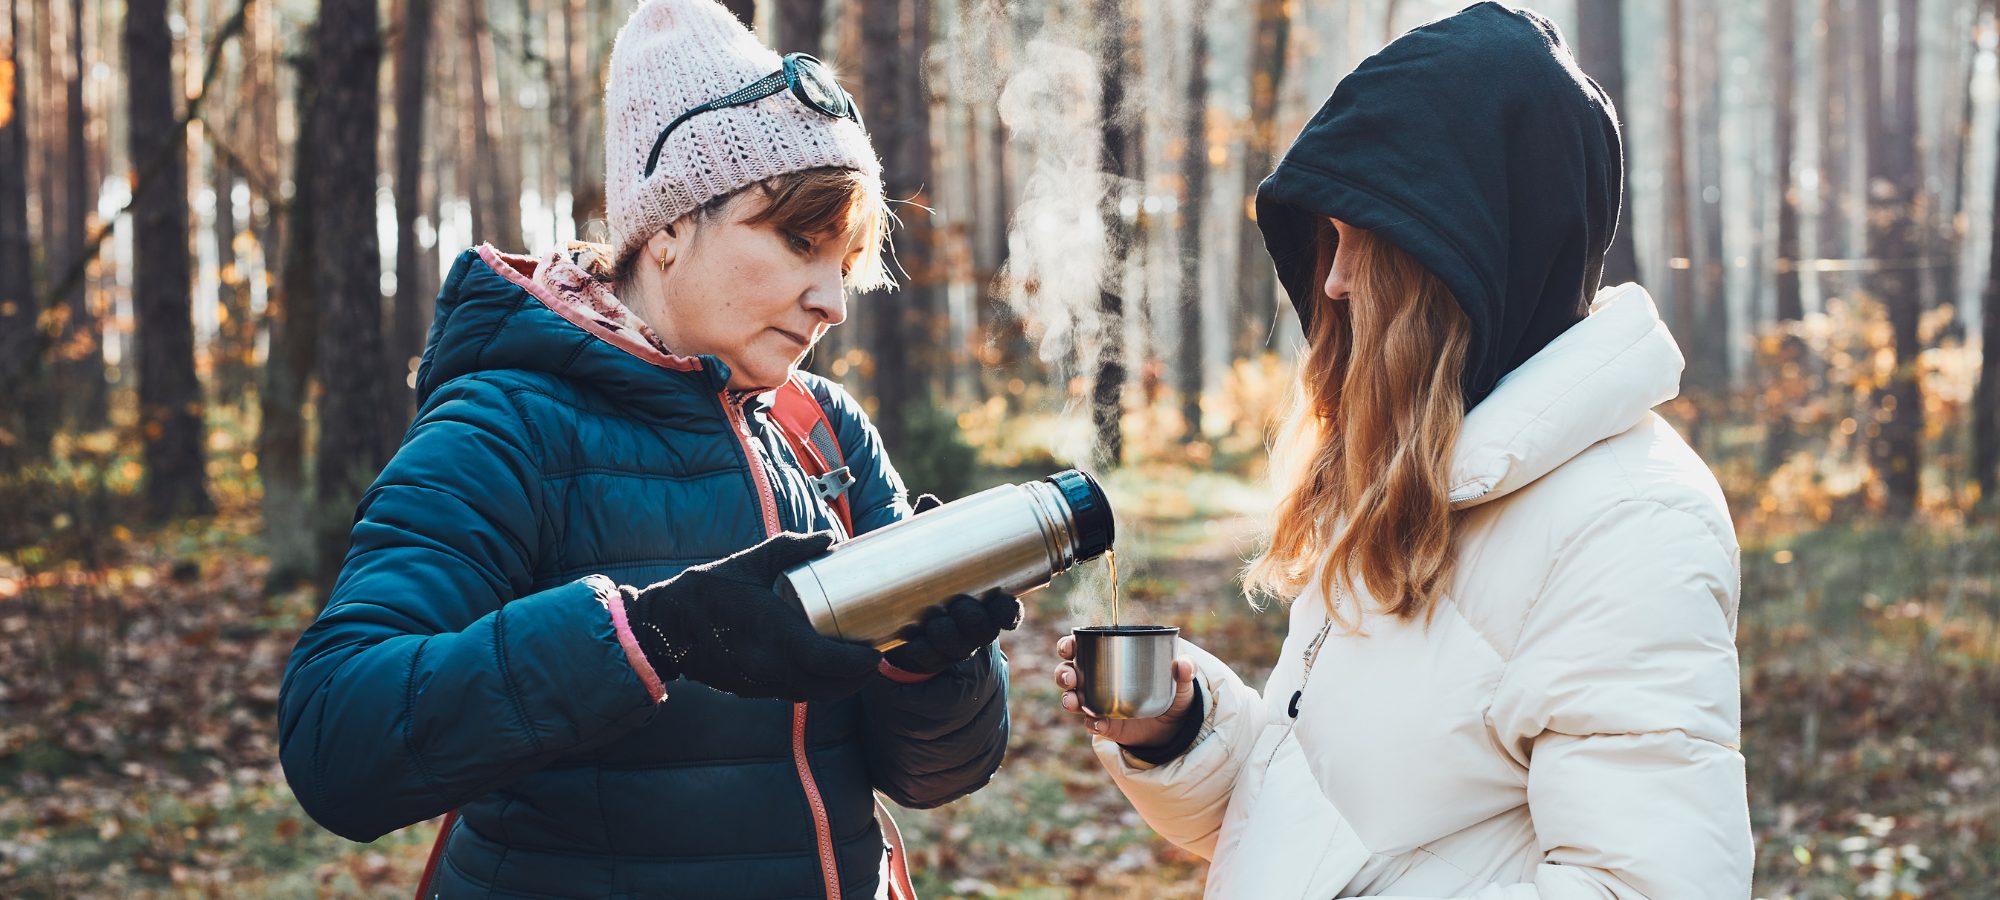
277, 2, 1015, 896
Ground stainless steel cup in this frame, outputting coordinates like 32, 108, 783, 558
1072, 625, 1178, 719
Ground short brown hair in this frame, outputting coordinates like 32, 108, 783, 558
602, 166, 895, 293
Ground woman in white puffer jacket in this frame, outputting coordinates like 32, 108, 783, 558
1052, 5, 1753, 898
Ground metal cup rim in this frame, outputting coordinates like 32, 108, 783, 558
1072, 624, 1178, 636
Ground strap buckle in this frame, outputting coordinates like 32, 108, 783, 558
810, 466, 855, 503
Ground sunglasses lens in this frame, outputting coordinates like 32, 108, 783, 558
791, 57, 847, 117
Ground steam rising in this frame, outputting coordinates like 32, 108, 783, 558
972, 12, 1133, 626
996, 39, 1107, 434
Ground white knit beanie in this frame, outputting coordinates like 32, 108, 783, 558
605, 0, 881, 265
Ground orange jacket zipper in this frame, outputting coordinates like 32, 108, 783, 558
792, 702, 842, 900
722, 393, 783, 538
722, 392, 841, 900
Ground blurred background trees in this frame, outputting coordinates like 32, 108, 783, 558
1, 0, 1998, 894
1, 0, 1990, 555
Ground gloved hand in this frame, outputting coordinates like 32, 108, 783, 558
623, 532, 880, 703
882, 590, 1024, 675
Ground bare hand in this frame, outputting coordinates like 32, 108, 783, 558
1052, 633, 1198, 748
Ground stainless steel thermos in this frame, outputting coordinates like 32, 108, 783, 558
778, 469, 1115, 650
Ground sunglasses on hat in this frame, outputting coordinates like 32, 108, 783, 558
642, 53, 864, 178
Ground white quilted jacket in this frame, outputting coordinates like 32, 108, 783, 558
1096, 284, 1752, 898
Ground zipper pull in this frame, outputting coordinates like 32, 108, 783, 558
1288, 690, 1301, 719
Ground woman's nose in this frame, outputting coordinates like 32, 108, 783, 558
1322, 263, 1350, 303
804, 278, 847, 327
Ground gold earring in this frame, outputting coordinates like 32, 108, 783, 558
658, 249, 669, 270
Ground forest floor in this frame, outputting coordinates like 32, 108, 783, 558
1, 461, 1996, 898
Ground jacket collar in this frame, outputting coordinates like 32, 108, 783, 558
1446, 282, 1683, 509
414, 245, 739, 423
484, 244, 705, 373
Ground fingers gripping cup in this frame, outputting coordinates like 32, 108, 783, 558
1072, 625, 1178, 719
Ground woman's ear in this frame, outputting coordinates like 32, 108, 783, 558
647, 227, 681, 272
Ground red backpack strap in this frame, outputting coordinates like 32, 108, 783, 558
875, 796, 919, 900
769, 374, 855, 537
414, 810, 456, 899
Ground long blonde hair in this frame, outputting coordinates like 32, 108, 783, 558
1245, 221, 1472, 625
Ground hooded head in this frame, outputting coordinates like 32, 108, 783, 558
1255, 2, 1625, 409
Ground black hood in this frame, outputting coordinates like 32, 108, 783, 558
1255, 2, 1624, 408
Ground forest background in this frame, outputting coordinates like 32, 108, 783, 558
2, 0, 1998, 896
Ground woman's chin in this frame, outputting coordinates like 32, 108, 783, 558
726, 358, 797, 392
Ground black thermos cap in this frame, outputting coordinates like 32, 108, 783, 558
1045, 469, 1115, 562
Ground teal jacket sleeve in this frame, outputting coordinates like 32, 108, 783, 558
277, 376, 658, 842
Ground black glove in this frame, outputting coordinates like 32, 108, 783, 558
880, 492, 1021, 676
881, 590, 1023, 675
623, 532, 880, 703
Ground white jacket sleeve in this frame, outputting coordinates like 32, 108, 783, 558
1089, 639, 1268, 859
1408, 498, 1752, 900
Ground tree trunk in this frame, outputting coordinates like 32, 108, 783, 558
1883, 0, 1922, 514
1771, 0, 1801, 324
776, 0, 826, 56
392, 0, 433, 420
1234, 0, 1289, 357
1663, 0, 1696, 355
212, 21, 254, 416
34, 0, 58, 269
1691, 0, 1727, 387
1178, 0, 1209, 442
56, 0, 104, 428
125, 0, 213, 521
246, 0, 282, 289
1979, 62, 2000, 505
463, 3, 521, 251
1764, 0, 1805, 468
310, 0, 390, 594
967, 0, 1012, 370
262, 40, 321, 593
1818, 0, 1854, 303
1861, 0, 1923, 518
1094, 0, 1137, 464
557, 0, 580, 220
1576, 0, 1638, 287
858, 0, 934, 453
213, 152, 255, 409
0, 0, 49, 468
564, 0, 601, 238
1936, 2, 1979, 333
